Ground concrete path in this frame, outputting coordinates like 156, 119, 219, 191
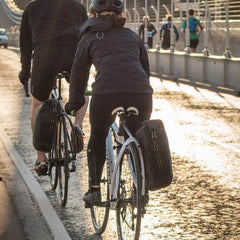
0, 48, 71, 240
0, 179, 26, 240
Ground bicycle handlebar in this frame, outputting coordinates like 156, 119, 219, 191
84, 90, 92, 96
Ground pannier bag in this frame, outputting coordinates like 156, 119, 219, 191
135, 119, 173, 191
33, 99, 59, 152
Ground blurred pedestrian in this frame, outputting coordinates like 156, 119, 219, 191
182, 8, 203, 52
160, 16, 179, 50
138, 16, 157, 49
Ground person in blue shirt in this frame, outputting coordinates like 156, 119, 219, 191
160, 16, 179, 50
182, 9, 203, 52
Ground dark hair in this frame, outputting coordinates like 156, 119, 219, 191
91, 12, 126, 27
167, 16, 172, 22
189, 9, 194, 16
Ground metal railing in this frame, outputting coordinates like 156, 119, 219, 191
2, 0, 240, 57
1, 0, 22, 25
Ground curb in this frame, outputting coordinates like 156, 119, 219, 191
0, 127, 71, 240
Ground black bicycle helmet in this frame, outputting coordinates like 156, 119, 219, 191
89, 0, 124, 14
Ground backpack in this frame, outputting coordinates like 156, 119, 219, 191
162, 24, 171, 49
135, 119, 173, 191
163, 24, 171, 41
33, 99, 59, 152
189, 18, 197, 33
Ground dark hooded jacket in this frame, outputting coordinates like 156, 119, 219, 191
69, 17, 153, 110
20, 0, 87, 71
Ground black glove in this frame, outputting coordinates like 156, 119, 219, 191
65, 97, 86, 116
18, 70, 30, 86
65, 103, 78, 116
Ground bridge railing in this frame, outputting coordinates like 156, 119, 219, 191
0, 0, 22, 25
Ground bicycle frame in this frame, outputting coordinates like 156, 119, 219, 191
106, 121, 146, 210
49, 72, 76, 166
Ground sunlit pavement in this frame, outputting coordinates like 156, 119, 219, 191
0, 48, 239, 240
0, 179, 25, 240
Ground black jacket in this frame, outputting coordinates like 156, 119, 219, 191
20, 0, 87, 71
138, 22, 157, 40
69, 17, 153, 110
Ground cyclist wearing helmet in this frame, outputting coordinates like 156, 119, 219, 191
66, 0, 153, 204
19, 0, 88, 175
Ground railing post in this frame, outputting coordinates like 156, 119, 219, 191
185, 0, 191, 54
170, 0, 175, 53
157, 0, 161, 48
162, 4, 170, 15
203, 0, 210, 56
133, 8, 140, 33
224, 0, 232, 58
134, 0, 137, 31
143, 0, 149, 49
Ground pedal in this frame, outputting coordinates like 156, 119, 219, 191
69, 162, 77, 172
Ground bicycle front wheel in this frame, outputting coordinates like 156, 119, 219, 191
90, 159, 110, 234
116, 142, 142, 240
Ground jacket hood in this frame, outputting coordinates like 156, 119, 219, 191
79, 17, 113, 38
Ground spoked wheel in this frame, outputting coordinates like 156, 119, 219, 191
90, 160, 110, 234
56, 117, 70, 207
116, 143, 142, 240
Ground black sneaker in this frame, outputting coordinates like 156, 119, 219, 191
72, 125, 84, 153
34, 160, 48, 176
83, 188, 101, 205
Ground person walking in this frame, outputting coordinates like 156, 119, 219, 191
65, 0, 153, 204
160, 16, 179, 50
138, 16, 157, 49
18, 0, 88, 175
182, 8, 203, 52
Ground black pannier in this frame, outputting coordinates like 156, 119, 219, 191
135, 119, 173, 191
33, 99, 59, 153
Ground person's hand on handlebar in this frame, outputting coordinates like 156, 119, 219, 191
18, 69, 30, 86
65, 96, 86, 116
18, 66, 31, 97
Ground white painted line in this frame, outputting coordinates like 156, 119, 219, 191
0, 128, 71, 240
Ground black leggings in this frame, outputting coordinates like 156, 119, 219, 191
87, 93, 152, 186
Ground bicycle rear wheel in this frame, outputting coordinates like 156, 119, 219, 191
56, 116, 70, 207
116, 142, 142, 240
49, 161, 58, 190
90, 159, 110, 234
49, 134, 59, 190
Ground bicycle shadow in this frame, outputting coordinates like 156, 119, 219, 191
86, 233, 103, 240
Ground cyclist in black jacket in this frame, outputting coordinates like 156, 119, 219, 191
18, 0, 88, 175
65, 0, 153, 204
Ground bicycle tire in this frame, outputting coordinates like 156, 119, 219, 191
116, 142, 142, 240
49, 131, 59, 190
56, 116, 70, 207
90, 160, 110, 234
49, 162, 58, 190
